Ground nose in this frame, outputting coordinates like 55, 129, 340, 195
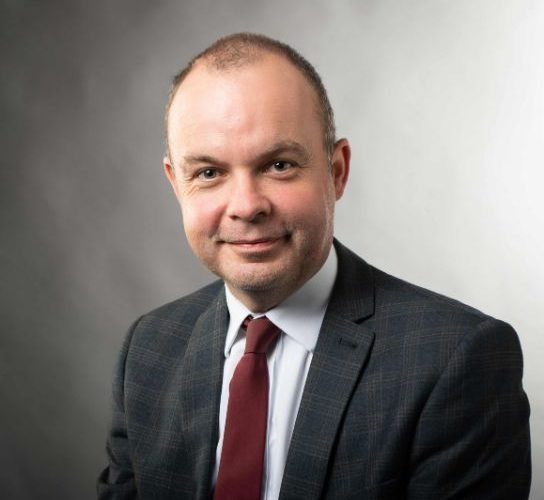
225, 174, 271, 222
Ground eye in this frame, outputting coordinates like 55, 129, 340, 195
197, 168, 219, 181
270, 161, 294, 173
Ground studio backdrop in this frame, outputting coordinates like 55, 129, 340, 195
2, 1, 542, 499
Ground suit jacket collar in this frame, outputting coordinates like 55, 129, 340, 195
327, 239, 375, 321
280, 239, 376, 499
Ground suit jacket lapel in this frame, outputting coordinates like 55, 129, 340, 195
280, 241, 376, 499
178, 288, 228, 499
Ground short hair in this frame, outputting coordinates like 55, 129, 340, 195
164, 32, 336, 160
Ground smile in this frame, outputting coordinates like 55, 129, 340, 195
225, 236, 289, 253
230, 237, 280, 246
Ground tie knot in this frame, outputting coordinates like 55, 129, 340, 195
243, 316, 280, 354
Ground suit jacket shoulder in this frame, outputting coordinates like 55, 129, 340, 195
334, 240, 517, 361
133, 279, 225, 341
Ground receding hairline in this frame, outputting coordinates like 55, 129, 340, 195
164, 33, 336, 161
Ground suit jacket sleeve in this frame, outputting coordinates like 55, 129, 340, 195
407, 318, 531, 499
96, 318, 140, 500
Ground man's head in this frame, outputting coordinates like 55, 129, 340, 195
164, 33, 350, 312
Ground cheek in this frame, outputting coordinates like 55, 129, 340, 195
278, 182, 333, 224
181, 195, 222, 239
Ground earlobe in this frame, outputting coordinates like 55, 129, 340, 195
331, 139, 351, 200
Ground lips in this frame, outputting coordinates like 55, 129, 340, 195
229, 237, 280, 245
221, 235, 289, 254
219, 232, 290, 245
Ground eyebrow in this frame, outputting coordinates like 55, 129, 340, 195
180, 140, 311, 168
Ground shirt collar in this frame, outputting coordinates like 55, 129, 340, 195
224, 246, 338, 356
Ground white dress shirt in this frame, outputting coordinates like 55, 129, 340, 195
212, 247, 338, 500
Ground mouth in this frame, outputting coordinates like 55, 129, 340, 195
230, 236, 281, 246
221, 235, 290, 253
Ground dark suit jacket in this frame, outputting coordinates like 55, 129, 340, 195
98, 241, 531, 499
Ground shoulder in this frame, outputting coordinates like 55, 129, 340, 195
141, 279, 224, 325
335, 238, 493, 324
373, 266, 521, 357
372, 265, 488, 325
334, 240, 521, 359
124, 280, 224, 352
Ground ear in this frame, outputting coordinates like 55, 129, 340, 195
163, 156, 180, 198
330, 138, 350, 200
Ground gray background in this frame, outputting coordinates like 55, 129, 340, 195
2, 1, 542, 498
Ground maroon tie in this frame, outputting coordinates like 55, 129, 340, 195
214, 316, 281, 500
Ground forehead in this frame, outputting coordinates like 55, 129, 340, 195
167, 55, 323, 159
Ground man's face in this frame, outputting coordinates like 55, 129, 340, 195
165, 54, 350, 311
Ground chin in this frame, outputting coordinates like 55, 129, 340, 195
222, 264, 297, 294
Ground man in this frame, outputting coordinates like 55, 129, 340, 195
98, 33, 531, 499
